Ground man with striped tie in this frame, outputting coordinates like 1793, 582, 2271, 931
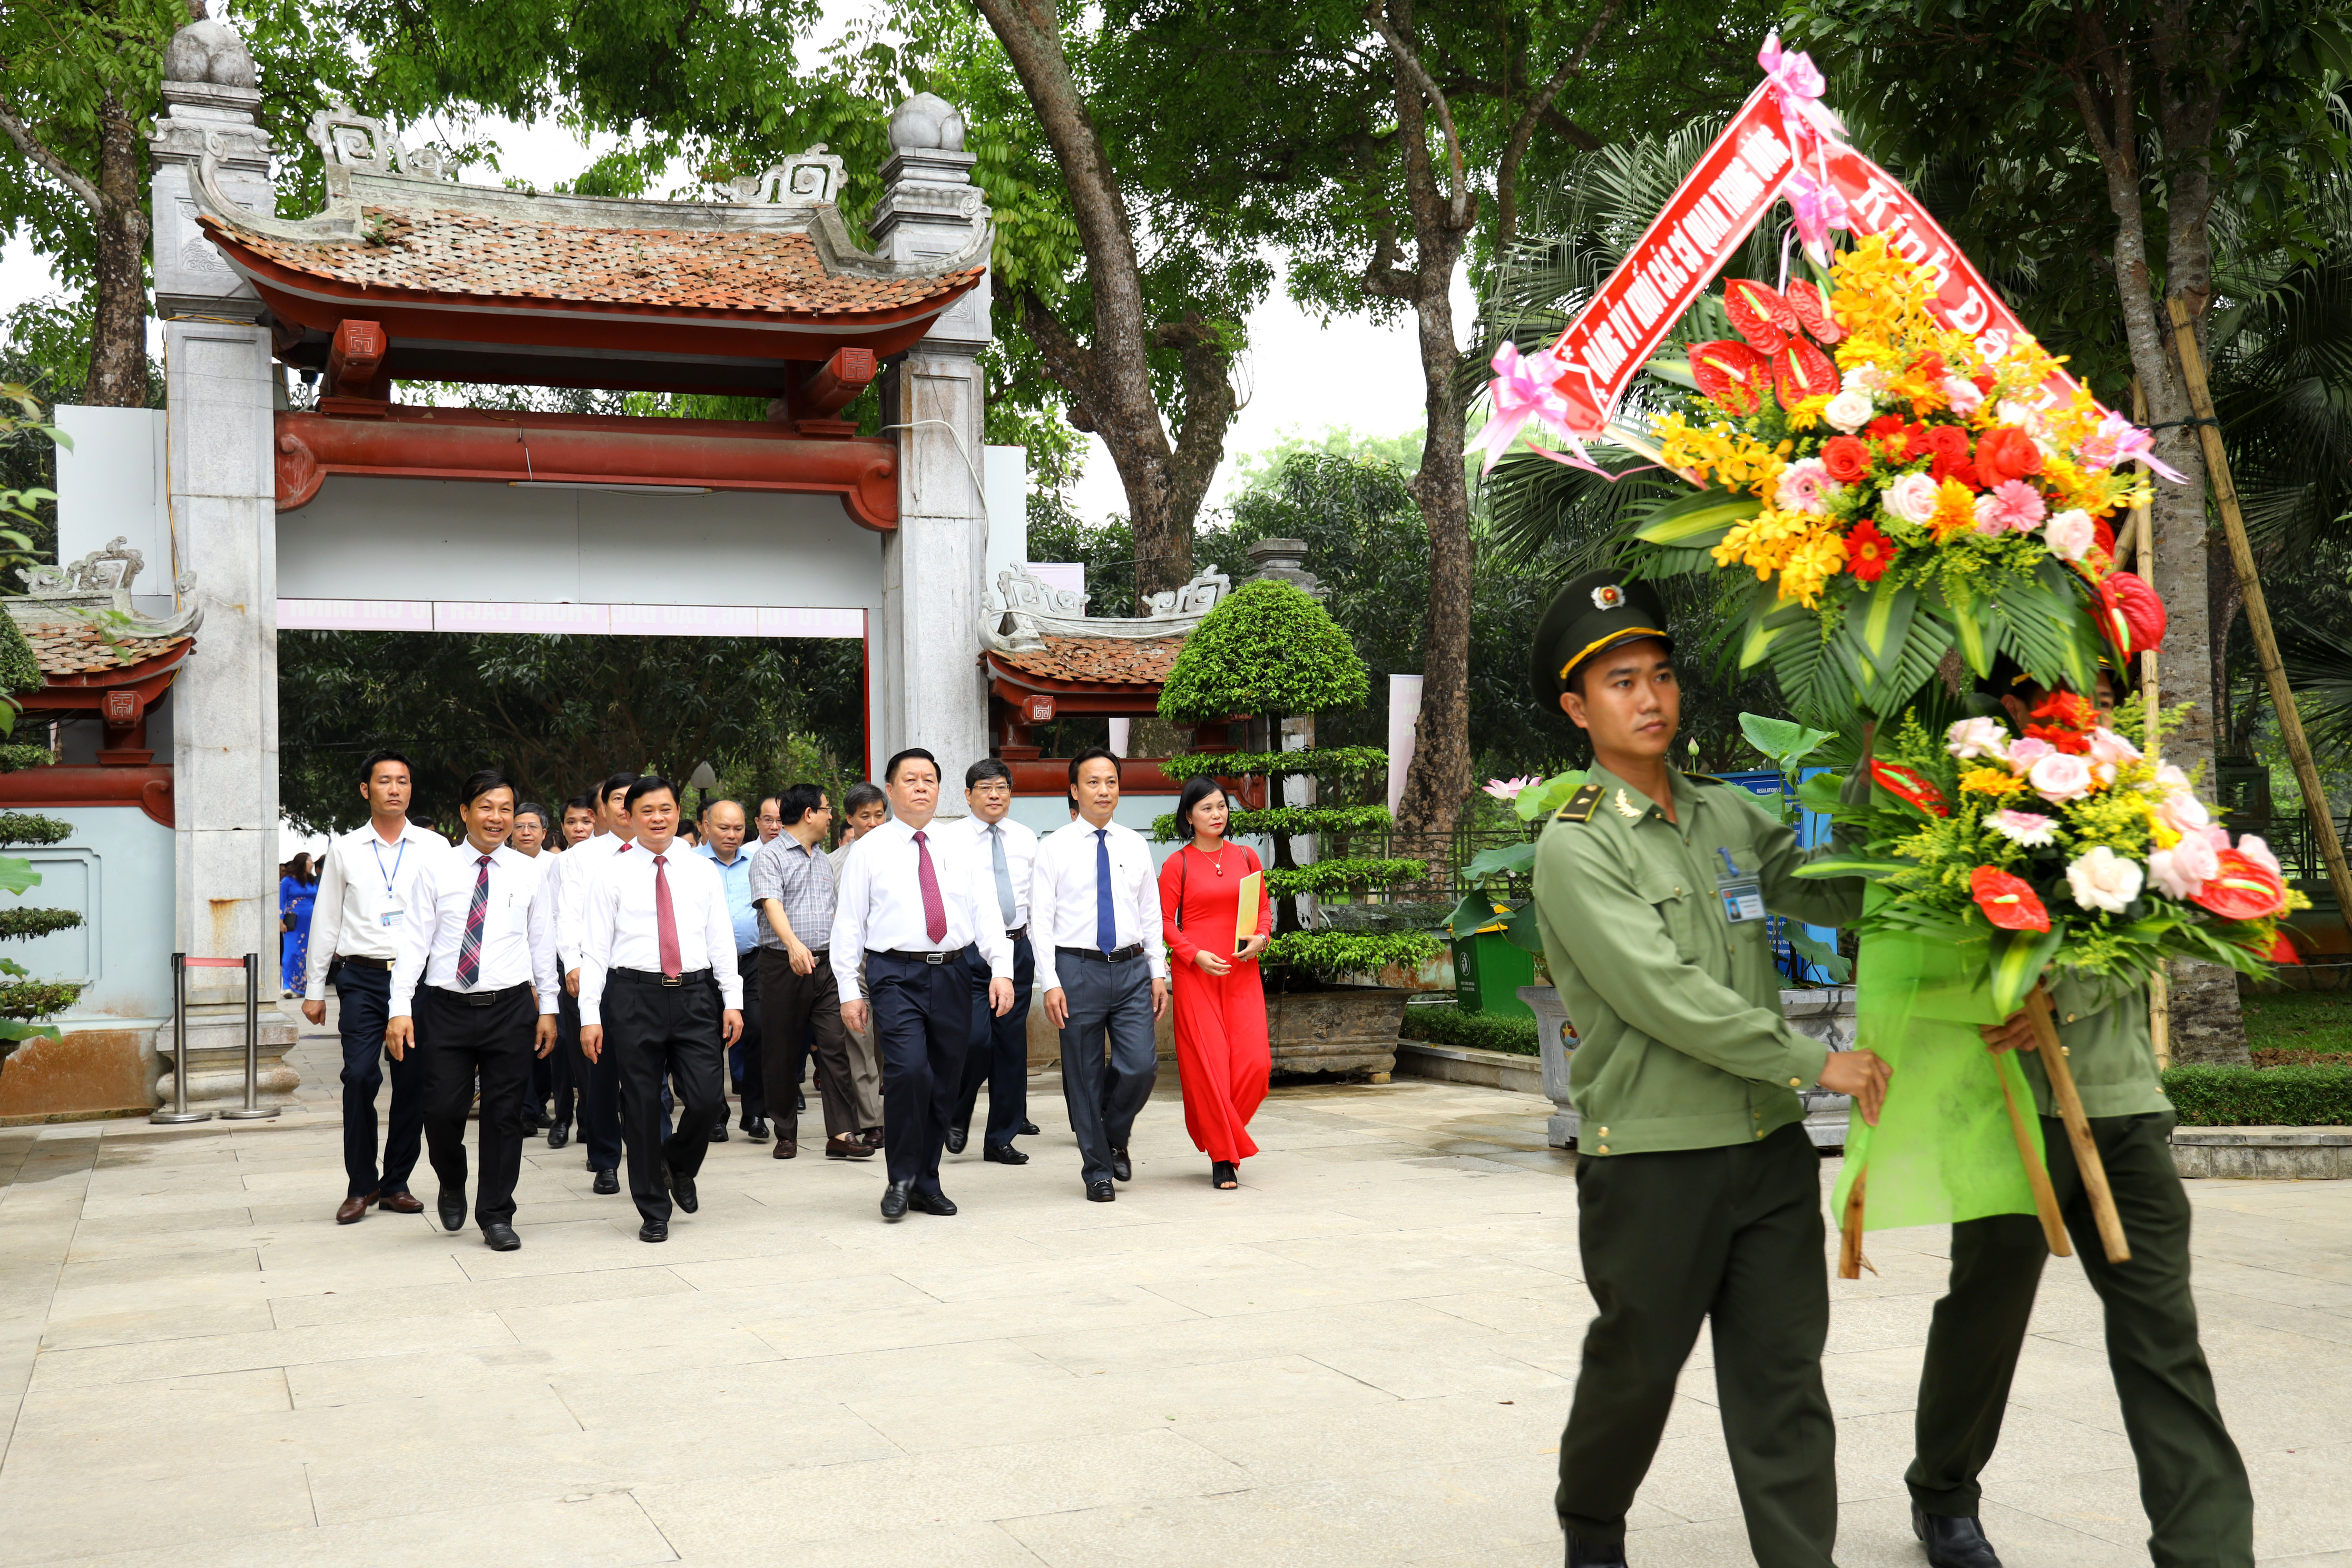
387, 770, 560, 1251
578, 776, 743, 1243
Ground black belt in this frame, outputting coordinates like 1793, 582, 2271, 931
610, 966, 714, 988
1057, 944, 1145, 963
423, 982, 531, 1008
867, 946, 968, 966
1005, 924, 1027, 942
340, 954, 393, 972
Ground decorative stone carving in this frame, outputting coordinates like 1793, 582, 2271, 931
980, 563, 1230, 653
149, 17, 273, 319
1243, 536, 1328, 599
305, 103, 447, 180
728, 146, 847, 206
16, 537, 202, 639
889, 93, 968, 152
163, 16, 256, 89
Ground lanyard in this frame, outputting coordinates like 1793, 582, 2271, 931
368, 835, 407, 897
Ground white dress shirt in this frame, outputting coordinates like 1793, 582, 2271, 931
390, 841, 560, 1016
553, 832, 634, 974
829, 815, 1013, 1003
961, 812, 1038, 933
1030, 817, 1168, 992
576, 842, 744, 1026
302, 820, 449, 999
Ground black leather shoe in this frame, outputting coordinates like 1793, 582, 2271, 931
743, 1118, 768, 1140
708, 1123, 729, 1143
547, 1121, 570, 1150
639, 1219, 668, 1243
436, 1187, 465, 1232
1111, 1148, 1132, 1181
1914, 1505, 2002, 1568
908, 1188, 957, 1216
984, 1143, 1028, 1165
670, 1169, 698, 1213
1020, 1120, 1040, 1135
482, 1223, 521, 1252
880, 1179, 913, 1221
592, 1168, 620, 1195
796, 1091, 807, 1113
945, 1124, 969, 1154
1564, 1531, 1628, 1568
1086, 1179, 1116, 1202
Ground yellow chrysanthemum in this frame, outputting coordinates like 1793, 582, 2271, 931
1929, 477, 1978, 541
1776, 525, 1850, 609
1783, 395, 1833, 432
1959, 767, 2026, 797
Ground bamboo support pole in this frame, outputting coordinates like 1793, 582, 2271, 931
2167, 297, 2352, 937
2024, 983, 2130, 1262
2131, 378, 2171, 1068
1995, 1051, 2072, 1257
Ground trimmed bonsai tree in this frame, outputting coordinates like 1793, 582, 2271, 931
1155, 579, 1440, 986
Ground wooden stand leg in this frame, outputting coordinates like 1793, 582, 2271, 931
2025, 983, 2130, 1262
1995, 1051, 2072, 1257
1838, 1170, 1869, 1279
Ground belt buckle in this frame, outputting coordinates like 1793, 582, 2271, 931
924, 951, 945, 965
661, 974, 681, 987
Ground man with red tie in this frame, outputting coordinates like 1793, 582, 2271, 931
577, 776, 743, 1243
831, 748, 1015, 1221
385, 769, 560, 1251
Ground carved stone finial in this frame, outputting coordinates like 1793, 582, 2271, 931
889, 94, 967, 153
727, 145, 847, 206
1243, 537, 1326, 600
164, 16, 255, 87
305, 103, 447, 180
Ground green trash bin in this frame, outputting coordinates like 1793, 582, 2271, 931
1452, 930, 1536, 1018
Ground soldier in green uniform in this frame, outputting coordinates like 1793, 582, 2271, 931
1530, 570, 1891, 1568
1904, 665, 2252, 1568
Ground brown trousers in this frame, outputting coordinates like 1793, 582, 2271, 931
757, 946, 860, 1143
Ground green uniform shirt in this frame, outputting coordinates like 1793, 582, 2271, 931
1533, 764, 1867, 1157
2026, 971, 2169, 1120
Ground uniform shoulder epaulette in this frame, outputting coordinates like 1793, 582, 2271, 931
1554, 782, 1605, 823
1683, 771, 1730, 787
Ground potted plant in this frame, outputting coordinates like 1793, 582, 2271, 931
1157, 579, 1439, 1078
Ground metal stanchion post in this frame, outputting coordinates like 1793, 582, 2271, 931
220, 952, 276, 1120
150, 953, 212, 1124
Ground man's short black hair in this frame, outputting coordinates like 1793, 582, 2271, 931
1068, 746, 1121, 793
458, 768, 514, 808
514, 801, 551, 829
624, 775, 678, 812
778, 782, 828, 825
883, 747, 938, 785
600, 771, 640, 805
841, 781, 887, 818
358, 749, 413, 785
966, 757, 1013, 790
562, 793, 598, 817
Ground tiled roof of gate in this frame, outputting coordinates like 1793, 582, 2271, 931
203, 208, 984, 316
989, 636, 1186, 688
23, 622, 190, 678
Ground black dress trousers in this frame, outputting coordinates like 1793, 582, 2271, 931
866, 948, 972, 1194
415, 983, 538, 1228
604, 968, 727, 1224
955, 930, 1033, 1149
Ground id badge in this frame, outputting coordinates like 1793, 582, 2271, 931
380, 898, 405, 929
1713, 848, 1765, 924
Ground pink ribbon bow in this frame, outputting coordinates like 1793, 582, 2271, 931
2081, 411, 2188, 483
1757, 33, 1845, 145
1479, 341, 1575, 474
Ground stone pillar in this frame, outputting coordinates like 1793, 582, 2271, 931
146, 18, 295, 1106
870, 94, 993, 783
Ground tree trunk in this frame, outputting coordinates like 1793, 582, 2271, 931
84, 92, 150, 408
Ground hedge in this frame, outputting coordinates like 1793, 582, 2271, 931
1398, 1002, 1540, 1057
2162, 1064, 2352, 1126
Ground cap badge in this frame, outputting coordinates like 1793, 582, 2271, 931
1592, 584, 1626, 611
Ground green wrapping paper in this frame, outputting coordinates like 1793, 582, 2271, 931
1831, 920, 2047, 1231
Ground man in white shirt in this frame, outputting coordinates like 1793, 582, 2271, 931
1032, 747, 1168, 1202
553, 773, 639, 1193
578, 776, 743, 1243
385, 770, 560, 1251
829, 782, 891, 1145
950, 758, 1038, 1163
302, 750, 446, 1226
831, 748, 1014, 1221
542, 792, 600, 1151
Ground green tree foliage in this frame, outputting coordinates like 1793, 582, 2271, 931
1158, 580, 1368, 726
278, 631, 863, 836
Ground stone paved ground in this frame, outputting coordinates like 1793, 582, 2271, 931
2, 1011, 2349, 1567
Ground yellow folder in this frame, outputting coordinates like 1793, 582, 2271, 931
1235, 870, 1262, 954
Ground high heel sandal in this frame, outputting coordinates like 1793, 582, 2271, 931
1211, 1160, 1237, 1190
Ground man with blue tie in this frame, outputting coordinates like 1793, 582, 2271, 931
831, 748, 1015, 1221
385, 770, 560, 1251
1032, 747, 1168, 1202
950, 758, 1037, 1164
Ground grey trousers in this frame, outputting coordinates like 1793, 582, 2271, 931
1054, 950, 1157, 1185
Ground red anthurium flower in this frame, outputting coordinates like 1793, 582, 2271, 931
1783, 278, 1842, 343
1846, 520, 1895, 583
1690, 339, 1770, 415
1723, 279, 1798, 354
1775, 338, 1840, 407
2191, 850, 2289, 921
2098, 571, 2166, 658
1869, 758, 1949, 817
1971, 866, 2051, 932
2267, 929, 2302, 965
2027, 691, 2096, 732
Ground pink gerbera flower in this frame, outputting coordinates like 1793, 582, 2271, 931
1775, 458, 1838, 517
1985, 478, 2047, 533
